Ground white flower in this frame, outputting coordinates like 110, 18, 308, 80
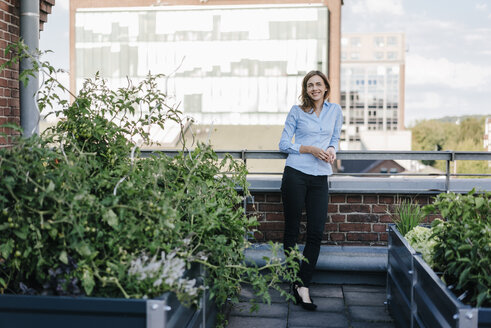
128, 250, 203, 299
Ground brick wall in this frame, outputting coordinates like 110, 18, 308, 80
0, 0, 54, 147
0, 0, 20, 146
248, 192, 441, 246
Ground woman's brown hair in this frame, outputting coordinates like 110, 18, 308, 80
299, 70, 330, 113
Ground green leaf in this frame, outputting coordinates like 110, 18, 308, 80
77, 244, 92, 257
82, 269, 95, 296
475, 197, 485, 209
476, 291, 487, 308
48, 228, 58, 239
0, 122, 23, 133
458, 266, 472, 289
0, 277, 6, 288
59, 250, 68, 264
13, 226, 28, 240
458, 244, 472, 251
0, 240, 14, 258
46, 181, 55, 193
103, 209, 118, 228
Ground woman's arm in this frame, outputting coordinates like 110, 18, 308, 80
325, 105, 344, 163
328, 105, 344, 152
279, 107, 301, 154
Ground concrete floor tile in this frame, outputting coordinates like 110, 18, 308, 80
308, 284, 344, 298
231, 302, 288, 318
238, 284, 290, 303
344, 291, 387, 306
343, 285, 386, 294
290, 297, 345, 313
349, 305, 394, 323
288, 311, 348, 327
229, 283, 395, 328
227, 316, 287, 328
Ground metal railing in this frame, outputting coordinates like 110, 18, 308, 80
141, 149, 491, 172
140, 150, 491, 193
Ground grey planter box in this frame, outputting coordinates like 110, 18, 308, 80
0, 265, 217, 328
387, 224, 491, 328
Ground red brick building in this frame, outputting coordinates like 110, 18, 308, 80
0, 0, 54, 147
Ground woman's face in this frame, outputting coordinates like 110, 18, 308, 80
306, 75, 327, 102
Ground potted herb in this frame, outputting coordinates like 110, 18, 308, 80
387, 190, 491, 328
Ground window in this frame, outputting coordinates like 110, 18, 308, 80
184, 94, 202, 113
387, 36, 398, 46
350, 37, 361, 47
374, 52, 384, 60
387, 52, 397, 60
374, 36, 385, 47
350, 52, 360, 60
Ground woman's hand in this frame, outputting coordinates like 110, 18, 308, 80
300, 146, 331, 162
326, 147, 336, 164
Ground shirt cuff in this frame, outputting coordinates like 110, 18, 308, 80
291, 143, 301, 153
328, 145, 337, 152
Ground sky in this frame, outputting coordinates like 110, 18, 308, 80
40, 0, 491, 127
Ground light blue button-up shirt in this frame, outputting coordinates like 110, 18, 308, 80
279, 102, 343, 176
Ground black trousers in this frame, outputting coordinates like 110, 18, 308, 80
281, 166, 328, 287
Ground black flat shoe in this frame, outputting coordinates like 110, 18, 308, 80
292, 285, 317, 311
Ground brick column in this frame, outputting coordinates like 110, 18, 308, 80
0, 0, 54, 146
0, 0, 20, 146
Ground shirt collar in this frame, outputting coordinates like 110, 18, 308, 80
307, 101, 329, 114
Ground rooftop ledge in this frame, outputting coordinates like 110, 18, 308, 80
246, 176, 491, 194
245, 244, 388, 285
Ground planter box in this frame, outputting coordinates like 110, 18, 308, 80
387, 224, 491, 328
0, 264, 217, 328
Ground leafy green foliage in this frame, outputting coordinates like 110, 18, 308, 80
389, 198, 426, 236
424, 190, 491, 307
404, 225, 438, 268
0, 41, 302, 322
411, 117, 491, 174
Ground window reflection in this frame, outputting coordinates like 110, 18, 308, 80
75, 5, 329, 124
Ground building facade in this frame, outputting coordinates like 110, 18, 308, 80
339, 32, 405, 150
70, 0, 342, 127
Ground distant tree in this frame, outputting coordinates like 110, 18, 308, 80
457, 117, 485, 145
412, 120, 452, 165
439, 137, 491, 175
411, 117, 489, 175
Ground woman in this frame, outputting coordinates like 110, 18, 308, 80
279, 70, 343, 311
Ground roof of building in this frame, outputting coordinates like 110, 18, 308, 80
340, 159, 406, 174
40, 0, 55, 31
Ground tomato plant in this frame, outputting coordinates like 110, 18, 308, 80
0, 41, 301, 326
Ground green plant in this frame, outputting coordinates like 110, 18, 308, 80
0, 41, 302, 325
424, 190, 491, 307
389, 198, 426, 236
404, 225, 438, 268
